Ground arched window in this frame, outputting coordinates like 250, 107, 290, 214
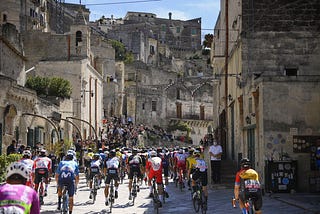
76, 31, 82, 46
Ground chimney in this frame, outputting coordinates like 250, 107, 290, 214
169, 12, 172, 20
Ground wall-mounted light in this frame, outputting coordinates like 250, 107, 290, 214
81, 90, 94, 98
245, 116, 251, 124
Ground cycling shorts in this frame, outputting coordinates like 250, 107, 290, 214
148, 170, 162, 184
192, 169, 208, 186
128, 166, 141, 180
105, 168, 119, 185
58, 178, 75, 197
89, 167, 100, 180
177, 162, 186, 172
34, 168, 49, 184
239, 189, 263, 211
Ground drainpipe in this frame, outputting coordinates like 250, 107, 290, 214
224, 0, 229, 151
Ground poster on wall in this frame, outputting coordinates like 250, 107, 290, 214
292, 136, 319, 153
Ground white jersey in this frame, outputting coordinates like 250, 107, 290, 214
106, 157, 120, 169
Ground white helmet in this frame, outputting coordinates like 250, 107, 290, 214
6, 162, 30, 180
67, 149, 76, 156
150, 150, 157, 157
22, 150, 32, 157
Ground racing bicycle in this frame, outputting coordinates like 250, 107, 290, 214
192, 178, 207, 214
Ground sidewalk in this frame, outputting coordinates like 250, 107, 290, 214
268, 192, 320, 213
210, 184, 320, 214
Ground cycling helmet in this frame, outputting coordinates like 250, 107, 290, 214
22, 150, 32, 158
88, 148, 93, 152
93, 153, 100, 159
40, 149, 47, 157
109, 150, 116, 157
150, 150, 157, 157
193, 150, 200, 157
66, 152, 74, 160
240, 158, 251, 168
188, 148, 194, 155
178, 149, 184, 154
67, 149, 76, 156
132, 148, 138, 154
6, 162, 30, 180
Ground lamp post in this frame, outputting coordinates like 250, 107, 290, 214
22, 112, 60, 149
66, 116, 98, 149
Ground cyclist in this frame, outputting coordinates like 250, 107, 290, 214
104, 150, 120, 206
158, 148, 170, 198
32, 149, 52, 198
0, 162, 40, 214
146, 150, 164, 207
174, 148, 187, 188
89, 153, 103, 199
19, 150, 34, 187
186, 148, 195, 189
234, 158, 262, 214
55, 152, 79, 213
127, 148, 142, 200
190, 150, 208, 208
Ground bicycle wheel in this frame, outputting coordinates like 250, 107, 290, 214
246, 199, 254, 214
62, 189, 69, 214
192, 191, 201, 212
109, 180, 114, 213
92, 177, 98, 203
152, 180, 159, 214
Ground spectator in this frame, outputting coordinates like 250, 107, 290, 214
209, 139, 222, 184
6, 139, 17, 155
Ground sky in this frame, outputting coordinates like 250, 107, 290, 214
65, 0, 221, 38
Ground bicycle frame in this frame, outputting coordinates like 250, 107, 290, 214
245, 197, 254, 214
132, 173, 139, 204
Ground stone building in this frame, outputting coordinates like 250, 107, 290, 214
23, 7, 109, 141
0, 19, 72, 153
96, 11, 213, 145
212, 0, 320, 192
0, 1, 115, 153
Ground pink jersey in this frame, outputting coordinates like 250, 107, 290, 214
0, 183, 40, 214
33, 157, 52, 171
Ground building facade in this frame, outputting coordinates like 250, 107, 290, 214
212, 0, 320, 192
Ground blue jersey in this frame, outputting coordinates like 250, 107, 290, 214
56, 160, 79, 180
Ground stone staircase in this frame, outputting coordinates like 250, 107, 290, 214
210, 159, 238, 190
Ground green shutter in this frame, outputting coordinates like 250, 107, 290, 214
27, 128, 34, 148
34, 127, 40, 145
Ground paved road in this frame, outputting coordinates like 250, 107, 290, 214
40, 174, 314, 214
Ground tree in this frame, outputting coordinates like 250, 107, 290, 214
202, 33, 213, 49
109, 39, 133, 64
25, 76, 72, 99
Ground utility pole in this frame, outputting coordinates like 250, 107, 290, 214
134, 69, 138, 124
224, 0, 229, 149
